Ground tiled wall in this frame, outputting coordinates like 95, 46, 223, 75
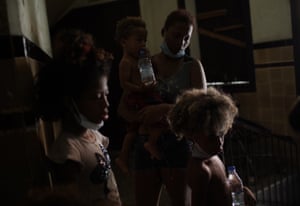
233, 44, 298, 140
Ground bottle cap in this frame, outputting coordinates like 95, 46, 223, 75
227, 165, 236, 172
138, 48, 147, 57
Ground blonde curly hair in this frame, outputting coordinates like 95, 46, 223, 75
168, 87, 238, 139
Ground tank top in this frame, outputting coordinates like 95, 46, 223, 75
157, 55, 193, 103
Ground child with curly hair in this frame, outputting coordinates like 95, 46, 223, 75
35, 30, 121, 206
115, 16, 165, 175
168, 87, 256, 206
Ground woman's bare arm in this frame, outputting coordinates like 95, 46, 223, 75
190, 59, 207, 89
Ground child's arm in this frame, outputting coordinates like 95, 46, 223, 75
243, 186, 256, 206
119, 59, 143, 92
188, 159, 210, 206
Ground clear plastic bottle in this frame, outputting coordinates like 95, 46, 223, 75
227, 165, 245, 206
138, 48, 156, 85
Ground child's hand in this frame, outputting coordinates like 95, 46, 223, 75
243, 186, 256, 206
95, 48, 114, 63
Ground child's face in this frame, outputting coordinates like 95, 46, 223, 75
196, 131, 225, 156
164, 22, 193, 54
75, 34, 93, 56
76, 76, 109, 124
122, 27, 147, 57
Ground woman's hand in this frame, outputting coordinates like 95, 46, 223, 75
140, 81, 157, 92
138, 103, 172, 125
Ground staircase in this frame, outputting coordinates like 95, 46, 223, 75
223, 118, 300, 206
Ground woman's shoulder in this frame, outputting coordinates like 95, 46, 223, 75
183, 55, 195, 62
183, 55, 202, 67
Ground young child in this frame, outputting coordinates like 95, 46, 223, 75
114, 16, 165, 175
168, 87, 238, 206
35, 30, 121, 206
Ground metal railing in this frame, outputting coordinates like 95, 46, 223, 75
223, 118, 300, 206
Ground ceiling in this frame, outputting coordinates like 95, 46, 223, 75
45, 0, 117, 27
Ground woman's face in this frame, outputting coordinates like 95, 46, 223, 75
76, 75, 109, 124
164, 22, 193, 54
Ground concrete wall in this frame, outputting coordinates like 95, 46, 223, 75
250, 0, 292, 43
6, 0, 52, 56
139, 0, 177, 55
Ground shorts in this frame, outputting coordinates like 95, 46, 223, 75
133, 133, 193, 170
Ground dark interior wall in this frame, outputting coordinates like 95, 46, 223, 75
291, 0, 300, 95
195, 0, 255, 93
51, 0, 140, 149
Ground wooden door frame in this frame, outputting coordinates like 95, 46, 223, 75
291, 0, 300, 95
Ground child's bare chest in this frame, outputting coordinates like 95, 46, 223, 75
129, 66, 142, 84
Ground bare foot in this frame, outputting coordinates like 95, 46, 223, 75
144, 142, 161, 160
115, 157, 130, 175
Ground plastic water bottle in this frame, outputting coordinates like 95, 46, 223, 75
138, 48, 156, 85
227, 165, 245, 206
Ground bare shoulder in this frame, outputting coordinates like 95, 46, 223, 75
207, 156, 227, 178
206, 156, 230, 194
188, 158, 212, 182
206, 156, 232, 206
189, 57, 207, 89
190, 57, 203, 67
119, 56, 134, 70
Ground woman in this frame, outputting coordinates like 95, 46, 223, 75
133, 9, 207, 206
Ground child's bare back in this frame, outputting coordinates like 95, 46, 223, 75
188, 155, 232, 206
